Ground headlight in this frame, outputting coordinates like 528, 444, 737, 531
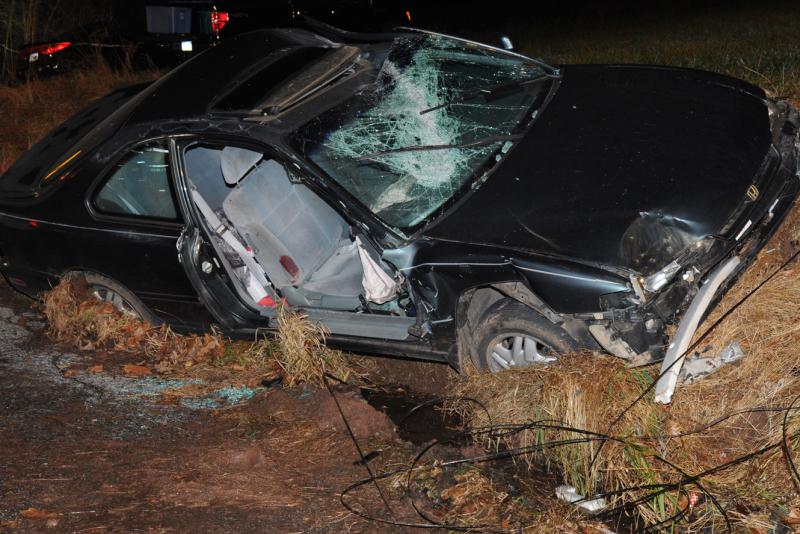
642, 260, 681, 292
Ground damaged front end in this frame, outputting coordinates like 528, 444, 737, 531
588, 99, 800, 402
587, 233, 724, 366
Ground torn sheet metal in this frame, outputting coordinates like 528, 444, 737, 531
654, 256, 741, 404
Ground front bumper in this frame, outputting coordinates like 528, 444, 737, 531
589, 100, 800, 368
652, 101, 800, 402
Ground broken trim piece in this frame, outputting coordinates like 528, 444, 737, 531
654, 256, 741, 404
588, 324, 637, 361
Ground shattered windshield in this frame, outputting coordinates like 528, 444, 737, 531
292, 34, 550, 231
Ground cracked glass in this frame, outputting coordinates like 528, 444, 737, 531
293, 34, 549, 231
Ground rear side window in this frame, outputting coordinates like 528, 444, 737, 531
94, 141, 178, 220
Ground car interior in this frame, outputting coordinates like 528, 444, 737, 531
182, 144, 406, 316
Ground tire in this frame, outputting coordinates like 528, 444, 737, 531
472, 298, 578, 372
73, 272, 161, 325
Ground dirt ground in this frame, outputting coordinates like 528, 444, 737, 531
0, 279, 466, 533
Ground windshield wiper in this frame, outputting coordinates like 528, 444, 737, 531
419, 71, 560, 115
356, 134, 522, 162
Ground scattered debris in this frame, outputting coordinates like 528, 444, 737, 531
555, 484, 607, 513
679, 341, 745, 384
654, 256, 741, 404
37, 277, 368, 414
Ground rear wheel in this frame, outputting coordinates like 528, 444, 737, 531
472, 299, 578, 372
77, 272, 160, 325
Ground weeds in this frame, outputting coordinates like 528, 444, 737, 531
43, 275, 362, 389
269, 306, 363, 388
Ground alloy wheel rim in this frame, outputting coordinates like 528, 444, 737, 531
488, 333, 558, 372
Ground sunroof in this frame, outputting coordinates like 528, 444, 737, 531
213, 47, 331, 112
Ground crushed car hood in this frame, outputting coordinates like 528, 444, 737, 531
425, 64, 773, 275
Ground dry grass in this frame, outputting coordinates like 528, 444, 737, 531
0, 63, 159, 175
264, 306, 364, 388
44, 275, 246, 371
437, 467, 577, 531
452, 204, 800, 530
392, 461, 589, 532
513, 3, 800, 107
43, 275, 362, 388
43, 274, 140, 351
452, 355, 667, 522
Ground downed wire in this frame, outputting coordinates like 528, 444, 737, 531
590, 246, 800, 472
337, 404, 800, 532
327, 247, 800, 532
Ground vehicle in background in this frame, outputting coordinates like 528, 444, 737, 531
15, 0, 409, 79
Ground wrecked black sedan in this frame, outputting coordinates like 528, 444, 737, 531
1, 27, 798, 399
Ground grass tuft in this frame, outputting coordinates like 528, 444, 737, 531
267, 306, 363, 388
43, 274, 139, 351
42, 275, 362, 387
451, 353, 667, 522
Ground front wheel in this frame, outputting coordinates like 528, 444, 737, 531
472, 299, 578, 372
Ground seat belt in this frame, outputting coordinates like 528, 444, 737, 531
190, 189, 276, 303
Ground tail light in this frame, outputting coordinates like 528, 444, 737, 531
211, 11, 229, 33
19, 41, 71, 60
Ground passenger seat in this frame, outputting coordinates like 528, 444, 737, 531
221, 155, 364, 310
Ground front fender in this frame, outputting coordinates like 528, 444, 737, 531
387, 239, 631, 355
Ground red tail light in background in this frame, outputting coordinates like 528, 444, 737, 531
211, 11, 230, 33
19, 41, 71, 59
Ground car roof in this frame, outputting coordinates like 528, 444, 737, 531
125, 28, 338, 126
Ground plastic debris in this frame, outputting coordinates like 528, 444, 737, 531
679, 342, 745, 384
555, 484, 608, 513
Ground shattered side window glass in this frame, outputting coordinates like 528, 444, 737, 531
293, 34, 547, 230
